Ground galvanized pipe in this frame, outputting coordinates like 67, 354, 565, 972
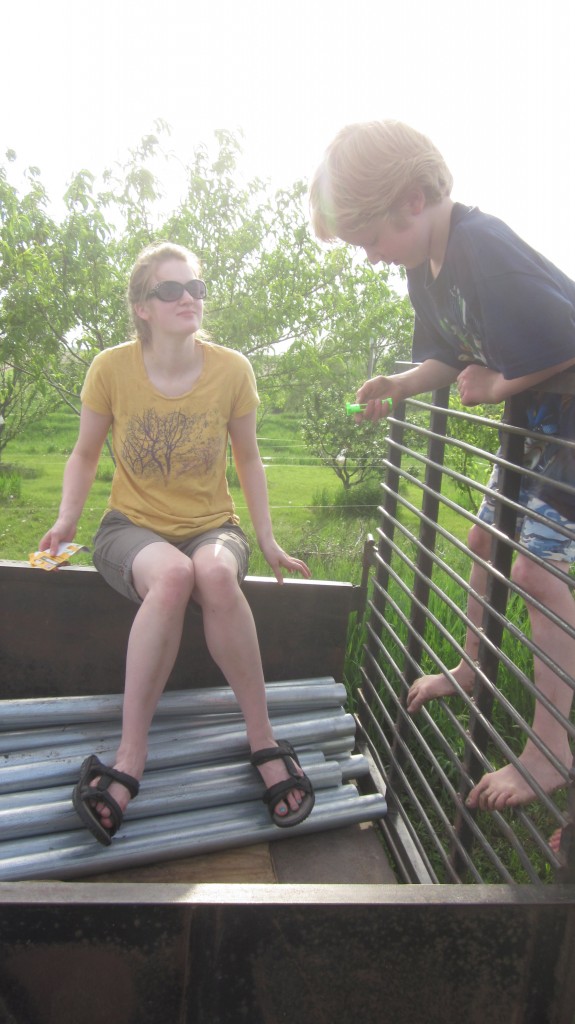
0, 785, 362, 861
0, 711, 355, 774
0, 752, 370, 825
0, 787, 388, 882
0, 785, 361, 863
0, 706, 350, 758
0, 750, 329, 810
0, 679, 345, 729
0, 715, 356, 793
0, 758, 342, 841
0, 676, 379, 884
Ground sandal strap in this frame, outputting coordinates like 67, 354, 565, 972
80, 754, 140, 799
250, 740, 300, 776
261, 774, 314, 807
94, 764, 140, 799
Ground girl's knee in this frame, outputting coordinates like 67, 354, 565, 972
193, 558, 240, 608
150, 559, 195, 607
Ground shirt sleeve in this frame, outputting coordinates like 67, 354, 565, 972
80, 351, 114, 415
230, 354, 260, 419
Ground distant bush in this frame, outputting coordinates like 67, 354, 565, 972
311, 478, 381, 518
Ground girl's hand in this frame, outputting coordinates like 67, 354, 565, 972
38, 518, 77, 557
261, 540, 311, 585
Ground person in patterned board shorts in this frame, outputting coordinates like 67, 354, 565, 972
310, 120, 575, 813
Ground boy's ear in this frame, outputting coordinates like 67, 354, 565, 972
405, 188, 426, 215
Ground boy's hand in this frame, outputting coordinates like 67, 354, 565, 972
457, 365, 502, 405
356, 375, 397, 422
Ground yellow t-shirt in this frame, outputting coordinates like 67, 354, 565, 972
81, 338, 259, 539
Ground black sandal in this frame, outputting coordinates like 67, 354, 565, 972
250, 740, 315, 828
72, 754, 140, 846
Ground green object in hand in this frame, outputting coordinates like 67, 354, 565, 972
345, 398, 393, 415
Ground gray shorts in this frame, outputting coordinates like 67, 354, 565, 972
92, 510, 250, 604
478, 464, 575, 564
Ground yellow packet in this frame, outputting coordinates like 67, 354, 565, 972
29, 542, 89, 571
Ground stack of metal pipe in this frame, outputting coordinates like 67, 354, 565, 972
0, 677, 387, 880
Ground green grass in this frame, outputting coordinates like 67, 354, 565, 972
0, 407, 472, 580
0, 408, 383, 580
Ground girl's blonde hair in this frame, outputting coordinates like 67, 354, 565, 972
128, 241, 205, 343
309, 120, 453, 241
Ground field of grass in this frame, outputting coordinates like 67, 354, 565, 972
0, 408, 385, 582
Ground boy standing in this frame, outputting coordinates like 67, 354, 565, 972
310, 120, 575, 811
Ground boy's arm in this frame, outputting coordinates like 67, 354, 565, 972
356, 359, 460, 422
228, 410, 311, 583
457, 356, 575, 406
39, 405, 113, 555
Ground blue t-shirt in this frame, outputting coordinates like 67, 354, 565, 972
407, 204, 575, 517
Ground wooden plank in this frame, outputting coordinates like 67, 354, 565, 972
72, 844, 278, 885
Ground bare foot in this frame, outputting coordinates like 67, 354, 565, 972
407, 665, 473, 714
466, 748, 568, 812
549, 827, 562, 855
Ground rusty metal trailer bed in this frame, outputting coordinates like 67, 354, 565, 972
1, 561, 574, 1023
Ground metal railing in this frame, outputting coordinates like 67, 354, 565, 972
356, 368, 575, 884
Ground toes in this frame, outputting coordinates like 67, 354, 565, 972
406, 686, 421, 714
288, 789, 303, 811
465, 784, 481, 808
275, 788, 303, 817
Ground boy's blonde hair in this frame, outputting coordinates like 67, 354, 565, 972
309, 120, 453, 241
128, 241, 205, 343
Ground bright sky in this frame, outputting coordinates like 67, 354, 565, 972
3, 0, 575, 275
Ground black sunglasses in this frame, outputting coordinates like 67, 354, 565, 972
147, 279, 207, 302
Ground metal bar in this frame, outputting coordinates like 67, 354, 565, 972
0, 758, 342, 841
0, 706, 350, 757
0, 679, 347, 730
0, 788, 388, 882
451, 403, 525, 874
0, 784, 362, 862
0, 750, 327, 810
0, 715, 357, 793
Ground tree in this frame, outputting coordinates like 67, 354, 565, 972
301, 380, 390, 489
296, 257, 414, 486
0, 126, 413, 471
0, 158, 60, 456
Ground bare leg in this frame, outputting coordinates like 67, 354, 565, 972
95, 542, 195, 830
192, 544, 304, 815
93, 542, 307, 830
467, 555, 575, 810
407, 524, 490, 713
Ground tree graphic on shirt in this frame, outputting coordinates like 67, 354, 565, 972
121, 409, 222, 483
